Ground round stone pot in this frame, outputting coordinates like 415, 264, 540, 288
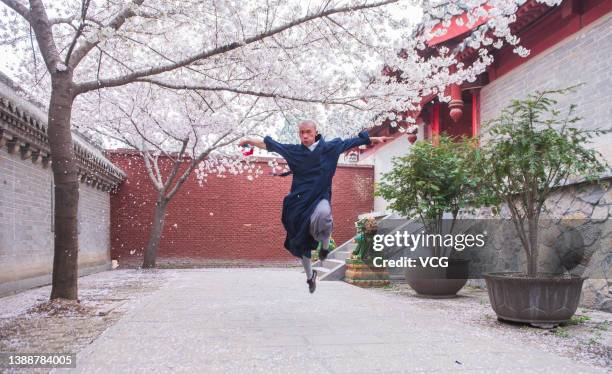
484, 272, 586, 327
405, 259, 469, 298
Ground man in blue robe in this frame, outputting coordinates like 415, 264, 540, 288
239, 120, 392, 293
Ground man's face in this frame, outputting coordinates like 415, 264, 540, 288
298, 123, 317, 147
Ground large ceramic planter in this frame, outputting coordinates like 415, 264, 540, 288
484, 272, 586, 327
344, 258, 390, 288
405, 259, 469, 298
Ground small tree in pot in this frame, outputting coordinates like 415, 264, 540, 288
479, 87, 609, 326
376, 135, 482, 297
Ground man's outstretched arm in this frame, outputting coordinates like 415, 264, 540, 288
238, 138, 267, 150
239, 136, 295, 160
371, 136, 395, 144
339, 130, 394, 153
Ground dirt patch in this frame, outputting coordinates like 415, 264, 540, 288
0, 269, 168, 373
374, 283, 612, 369
25, 299, 92, 318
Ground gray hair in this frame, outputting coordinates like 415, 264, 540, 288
298, 120, 317, 130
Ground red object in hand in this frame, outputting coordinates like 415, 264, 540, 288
241, 145, 254, 156
407, 133, 417, 144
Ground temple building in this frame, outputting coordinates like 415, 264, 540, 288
359, 0, 612, 311
360, 0, 612, 213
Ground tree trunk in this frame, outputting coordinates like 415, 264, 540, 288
142, 198, 169, 268
48, 74, 79, 300
527, 216, 539, 277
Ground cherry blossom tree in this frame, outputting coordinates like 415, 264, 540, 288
82, 84, 274, 268
0, 0, 408, 299
0, 0, 562, 299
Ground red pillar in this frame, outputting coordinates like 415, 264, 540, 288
471, 89, 480, 139
432, 102, 440, 145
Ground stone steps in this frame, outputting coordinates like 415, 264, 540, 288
329, 250, 352, 260
312, 211, 392, 282
313, 239, 357, 281
304, 212, 416, 282
319, 258, 345, 271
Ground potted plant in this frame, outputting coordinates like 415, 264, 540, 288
376, 134, 481, 297
479, 87, 609, 327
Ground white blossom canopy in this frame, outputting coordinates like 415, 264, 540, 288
1, 0, 562, 148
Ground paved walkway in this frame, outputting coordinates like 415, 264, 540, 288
59, 269, 605, 373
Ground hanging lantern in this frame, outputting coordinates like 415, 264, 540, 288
449, 83, 464, 122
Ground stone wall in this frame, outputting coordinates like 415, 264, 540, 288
461, 180, 611, 312
551, 181, 612, 311
0, 146, 113, 296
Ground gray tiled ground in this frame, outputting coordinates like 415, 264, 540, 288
57, 269, 605, 373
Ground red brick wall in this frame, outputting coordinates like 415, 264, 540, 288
107, 151, 374, 266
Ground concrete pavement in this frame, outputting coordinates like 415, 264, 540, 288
58, 269, 606, 373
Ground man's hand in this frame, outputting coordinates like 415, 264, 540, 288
239, 138, 266, 150
370, 136, 394, 145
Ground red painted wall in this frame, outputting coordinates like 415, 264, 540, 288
107, 151, 374, 266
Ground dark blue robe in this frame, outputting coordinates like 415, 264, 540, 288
264, 130, 372, 258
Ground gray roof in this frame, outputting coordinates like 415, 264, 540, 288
0, 72, 125, 188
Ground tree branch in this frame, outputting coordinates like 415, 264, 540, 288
75, 0, 397, 94
64, 0, 91, 66
0, 0, 31, 23
68, 0, 145, 68
135, 78, 363, 108
142, 150, 164, 191
161, 137, 189, 196
26, 0, 62, 73
165, 130, 241, 200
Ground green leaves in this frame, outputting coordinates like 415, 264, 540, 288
479, 86, 610, 219
375, 135, 481, 222
476, 86, 610, 275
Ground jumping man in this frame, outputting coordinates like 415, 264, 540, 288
239, 121, 392, 293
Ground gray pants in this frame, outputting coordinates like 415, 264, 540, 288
301, 199, 333, 280
309, 198, 333, 250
